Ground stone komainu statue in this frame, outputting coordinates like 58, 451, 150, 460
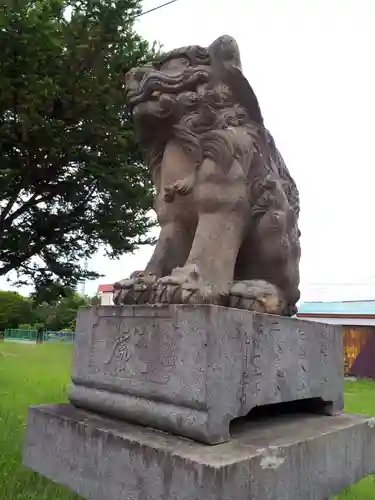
114, 35, 301, 316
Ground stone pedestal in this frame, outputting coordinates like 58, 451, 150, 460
23, 304, 375, 500
68, 305, 344, 444
23, 404, 375, 500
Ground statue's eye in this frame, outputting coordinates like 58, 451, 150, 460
161, 57, 190, 72
134, 69, 145, 81
178, 58, 189, 66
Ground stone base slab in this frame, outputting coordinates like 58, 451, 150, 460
23, 404, 375, 500
69, 305, 344, 444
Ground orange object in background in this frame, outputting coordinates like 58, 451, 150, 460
297, 300, 375, 379
343, 326, 375, 377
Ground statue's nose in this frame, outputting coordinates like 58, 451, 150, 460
132, 67, 147, 82
126, 67, 148, 86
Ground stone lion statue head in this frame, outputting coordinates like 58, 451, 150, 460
125, 36, 266, 170
125, 44, 211, 126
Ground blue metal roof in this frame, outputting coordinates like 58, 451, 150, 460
298, 301, 375, 316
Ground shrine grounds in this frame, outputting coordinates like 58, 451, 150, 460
1, 341, 375, 500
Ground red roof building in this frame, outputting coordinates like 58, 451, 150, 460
97, 283, 114, 305
97, 284, 114, 293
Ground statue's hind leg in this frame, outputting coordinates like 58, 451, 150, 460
229, 279, 287, 314
230, 221, 301, 316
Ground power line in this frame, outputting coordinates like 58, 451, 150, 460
136, 0, 180, 19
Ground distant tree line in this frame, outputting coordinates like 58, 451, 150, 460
0, 288, 96, 332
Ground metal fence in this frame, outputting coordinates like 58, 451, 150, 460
3, 329, 76, 343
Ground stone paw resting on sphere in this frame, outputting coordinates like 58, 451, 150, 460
113, 271, 157, 305
229, 280, 285, 315
113, 34, 301, 317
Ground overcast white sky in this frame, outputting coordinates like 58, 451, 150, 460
2, 0, 375, 302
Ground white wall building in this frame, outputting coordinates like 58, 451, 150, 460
97, 284, 114, 306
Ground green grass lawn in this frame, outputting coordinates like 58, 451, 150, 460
0, 342, 80, 499
1, 341, 375, 499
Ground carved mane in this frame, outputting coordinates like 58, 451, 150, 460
153, 45, 210, 68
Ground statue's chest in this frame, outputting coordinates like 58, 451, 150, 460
159, 140, 197, 188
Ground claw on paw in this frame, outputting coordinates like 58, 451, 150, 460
163, 173, 196, 203
151, 264, 229, 306
113, 271, 157, 305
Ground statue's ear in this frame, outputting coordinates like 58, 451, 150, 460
221, 64, 264, 127
208, 35, 264, 127
208, 35, 243, 70
287, 207, 298, 229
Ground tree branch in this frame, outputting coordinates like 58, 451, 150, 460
0, 183, 25, 229
0, 192, 55, 234
0, 238, 48, 277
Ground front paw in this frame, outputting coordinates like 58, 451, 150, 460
113, 271, 157, 305
151, 265, 228, 305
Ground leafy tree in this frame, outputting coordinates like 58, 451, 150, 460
34, 289, 89, 330
18, 323, 35, 330
0, 290, 35, 330
0, 0, 156, 297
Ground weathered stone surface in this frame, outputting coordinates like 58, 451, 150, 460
23, 403, 375, 500
113, 35, 301, 317
68, 305, 344, 444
